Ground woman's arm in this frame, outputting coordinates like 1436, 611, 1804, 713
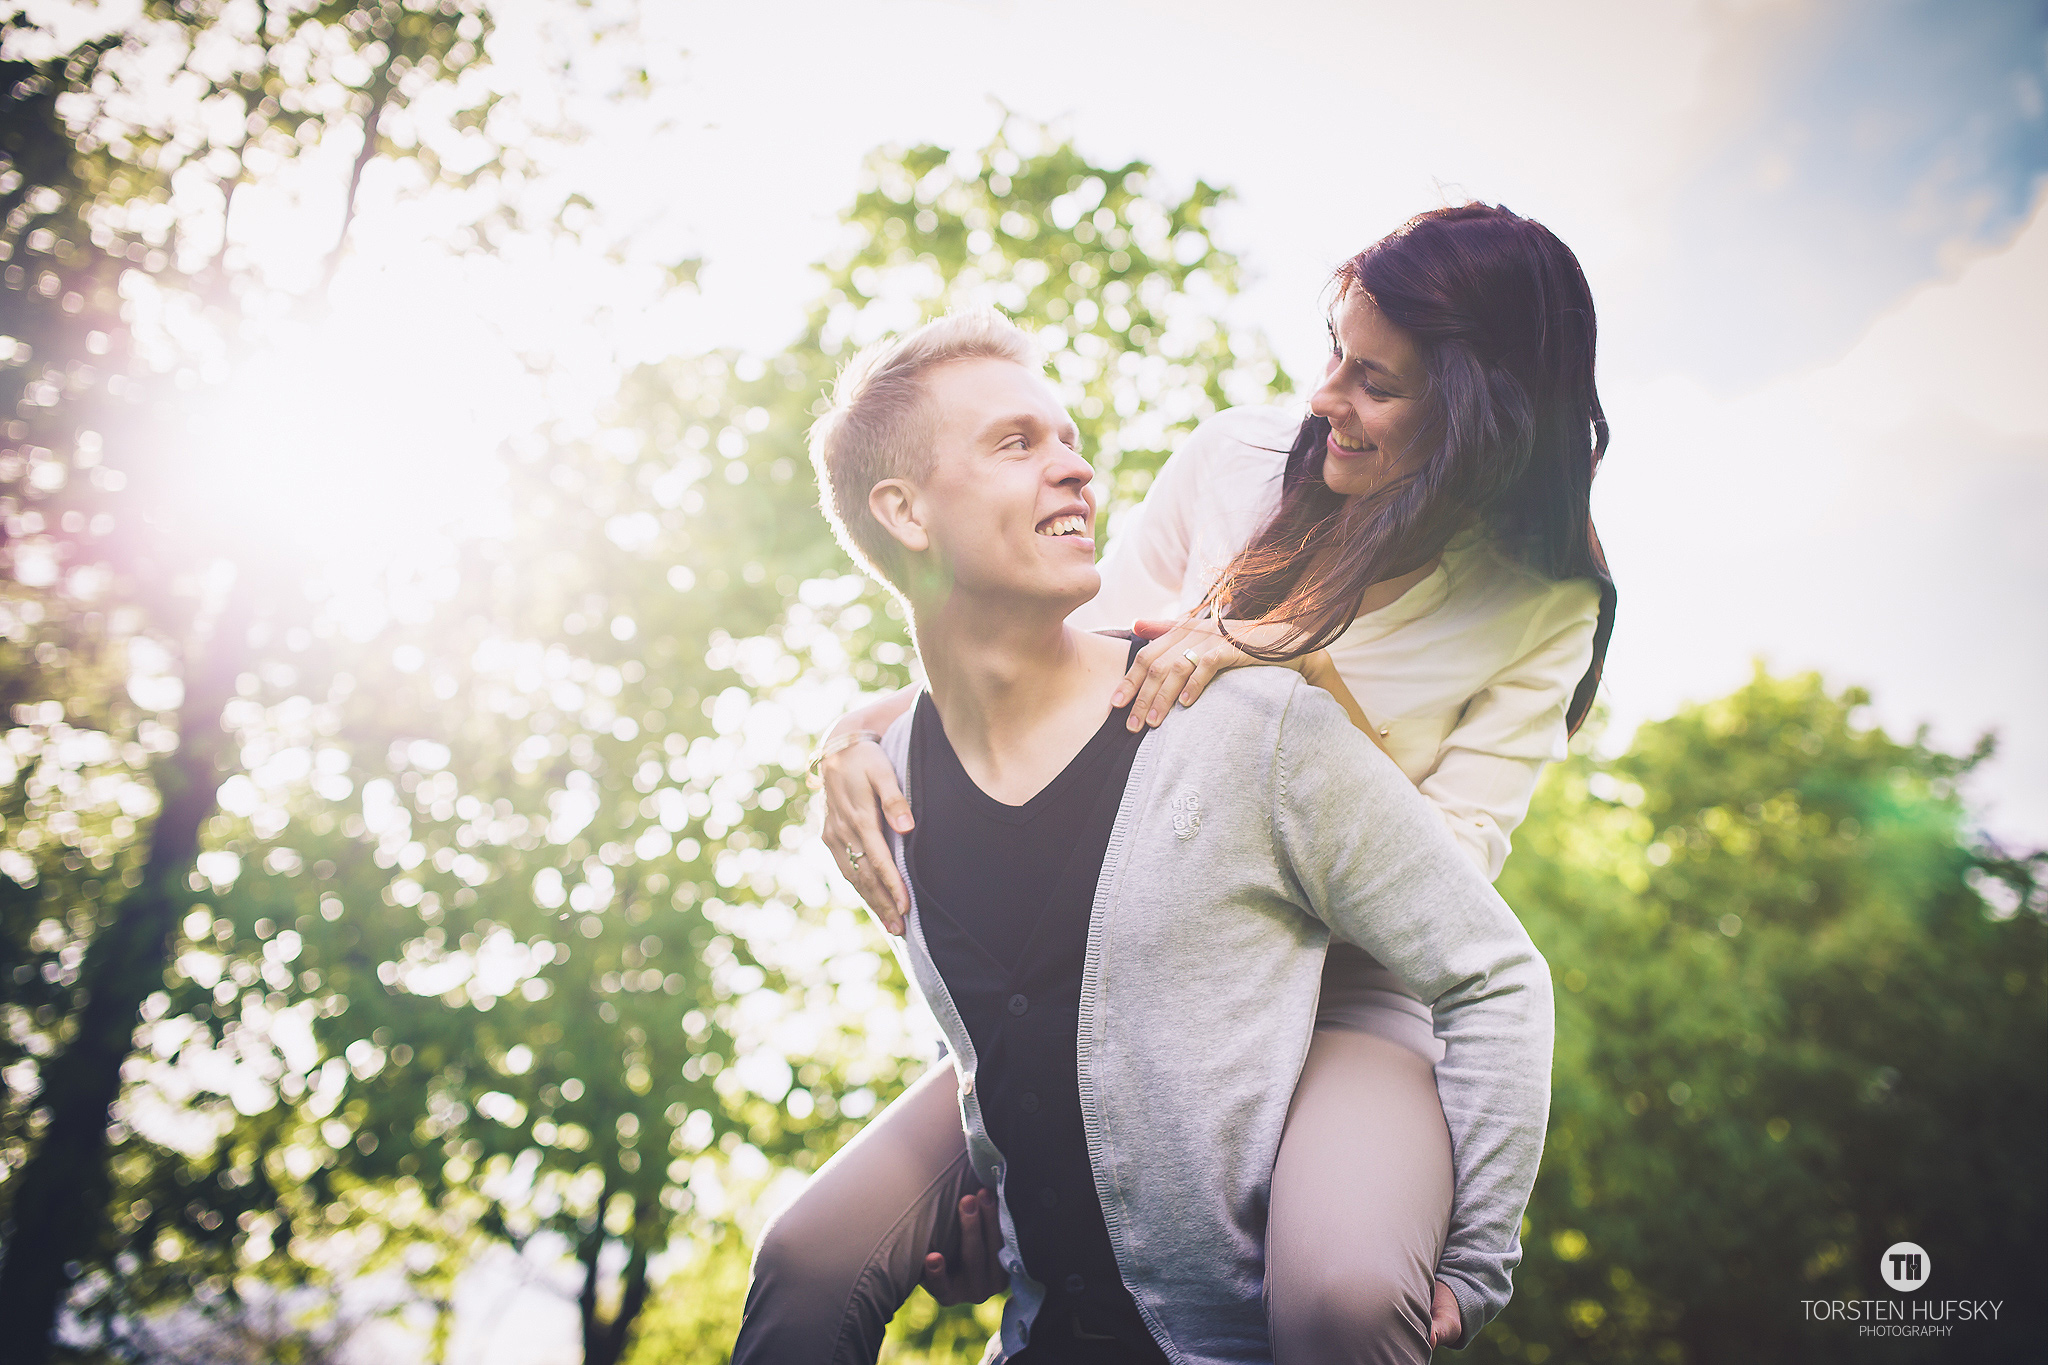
818, 686, 916, 932
1416, 589, 1600, 879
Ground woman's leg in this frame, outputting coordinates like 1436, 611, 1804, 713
1266, 1027, 1455, 1365
734, 1061, 983, 1365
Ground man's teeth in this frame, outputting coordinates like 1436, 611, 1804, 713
1037, 515, 1086, 537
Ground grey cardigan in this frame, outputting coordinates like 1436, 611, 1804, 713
882, 666, 1553, 1362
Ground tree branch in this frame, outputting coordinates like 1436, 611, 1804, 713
319, 52, 401, 296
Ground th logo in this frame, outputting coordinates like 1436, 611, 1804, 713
1880, 1241, 1931, 1292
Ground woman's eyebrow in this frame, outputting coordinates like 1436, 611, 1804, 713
1329, 326, 1398, 378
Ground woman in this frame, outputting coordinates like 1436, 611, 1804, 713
750, 202, 1614, 1363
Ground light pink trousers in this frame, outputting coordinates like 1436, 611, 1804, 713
734, 962, 1453, 1364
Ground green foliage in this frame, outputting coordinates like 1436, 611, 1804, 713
0, 1, 584, 1356
814, 118, 1290, 519
1477, 668, 2045, 1364
616, 1229, 749, 1365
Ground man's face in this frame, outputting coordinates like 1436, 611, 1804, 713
905, 357, 1100, 611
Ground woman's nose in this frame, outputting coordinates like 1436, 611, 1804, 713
1309, 374, 1347, 423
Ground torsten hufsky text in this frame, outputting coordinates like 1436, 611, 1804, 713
1802, 1300, 2003, 1322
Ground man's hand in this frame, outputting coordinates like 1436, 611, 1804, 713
920, 1188, 1006, 1305
1428, 1278, 1462, 1349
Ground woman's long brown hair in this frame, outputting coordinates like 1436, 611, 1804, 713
1207, 203, 1615, 733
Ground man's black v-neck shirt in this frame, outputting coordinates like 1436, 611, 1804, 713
908, 641, 1167, 1362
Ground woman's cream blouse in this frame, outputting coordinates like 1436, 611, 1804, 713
1069, 405, 1602, 881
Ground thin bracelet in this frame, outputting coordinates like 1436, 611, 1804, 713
808, 729, 884, 777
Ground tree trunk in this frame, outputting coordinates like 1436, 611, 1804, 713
578, 1198, 654, 1365
0, 594, 248, 1360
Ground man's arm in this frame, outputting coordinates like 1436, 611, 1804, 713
1271, 676, 1555, 1348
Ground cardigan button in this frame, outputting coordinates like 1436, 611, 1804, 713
1038, 1186, 1058, 1209
1065, 1274, 1086, 1294
1007, 993, 1029, 1016
1019, 1091, 1039, 1113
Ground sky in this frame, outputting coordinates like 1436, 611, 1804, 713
538, 0, 2048, 839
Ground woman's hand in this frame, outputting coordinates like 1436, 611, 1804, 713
1113, 617, 1305, 732
1429, 1279, 1463, 1348
821, 735, 913, 935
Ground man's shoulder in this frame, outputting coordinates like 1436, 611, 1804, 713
1160, 667, 1391, 783
1158, 664, 1308, 742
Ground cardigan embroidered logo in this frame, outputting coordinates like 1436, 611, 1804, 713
1169, 784, 1202, 840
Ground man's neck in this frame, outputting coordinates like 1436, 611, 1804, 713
912, 593, 1128, 805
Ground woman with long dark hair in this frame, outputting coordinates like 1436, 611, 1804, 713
753, 202, 1615, 1364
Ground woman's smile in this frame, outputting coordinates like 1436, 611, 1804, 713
1326, 428, 1374, 459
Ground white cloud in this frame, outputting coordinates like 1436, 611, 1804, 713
1596, 195, 2048, 839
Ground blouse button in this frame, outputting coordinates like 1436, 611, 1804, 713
1065, 1274, 1086, 1294
1007, 994, 1029, 1016
1019, 1091, 1040, 1113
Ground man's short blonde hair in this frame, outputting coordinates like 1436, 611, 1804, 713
809, 308, 1044, 589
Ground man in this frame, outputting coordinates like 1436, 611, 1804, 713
735, 310, 1551, 1363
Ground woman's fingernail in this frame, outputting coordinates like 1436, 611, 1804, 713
1145, 710, 1159, 726
1111, 688, 1127, 706
1179, 691, 1192, 706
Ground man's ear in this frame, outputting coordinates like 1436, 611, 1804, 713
870, 478, 930, 556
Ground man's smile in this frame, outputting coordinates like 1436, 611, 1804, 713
1035, 512, 1090, 537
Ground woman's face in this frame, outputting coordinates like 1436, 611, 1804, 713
1309, 288, 1428, 499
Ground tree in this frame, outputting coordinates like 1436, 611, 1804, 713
0, 1, 569, 1355
1476, 669, 2045, 1364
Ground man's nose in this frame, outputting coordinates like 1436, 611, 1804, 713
1049, 445, 1096, 488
